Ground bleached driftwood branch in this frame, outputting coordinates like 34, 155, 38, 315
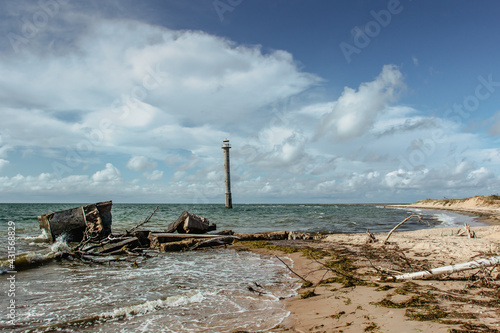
392, 256, 500, 280
383, 214, 425, 244
457, 223, 475, 238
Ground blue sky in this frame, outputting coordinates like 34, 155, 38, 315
0, 0, 499, 203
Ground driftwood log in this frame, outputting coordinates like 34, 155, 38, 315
392, 256, 500, 280
158, 236, 239, 252
160, 239, 199, 251
189, 236, 240, 250
150, 231, 323, 252
149, 233, 221, 249
234, 231, 290, 241
228, 231, 320, 241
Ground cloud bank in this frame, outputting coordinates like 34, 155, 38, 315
0, 6, 498, 203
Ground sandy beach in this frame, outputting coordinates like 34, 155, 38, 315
389, 195, 500, 225
233, 196, 500, 332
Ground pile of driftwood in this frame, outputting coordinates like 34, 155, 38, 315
360, 215, 500, 281
71, 208, 230, 261
36, 202, 320, 266
75, 216, 319, 257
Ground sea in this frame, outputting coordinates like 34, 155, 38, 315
0, 203, 485, 332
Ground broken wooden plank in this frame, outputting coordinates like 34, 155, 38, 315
158, 236, 238, 252
149, 231, 320, 249
216, 230, 320, 240
160, 239, 199, 252
233, 231, 289, 241
96, 237, 140, 254
150, 233, 221, 241
189, 236, 240, 250
148, 233, 220, 249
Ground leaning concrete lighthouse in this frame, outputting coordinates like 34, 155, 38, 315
222, 139, 232, 209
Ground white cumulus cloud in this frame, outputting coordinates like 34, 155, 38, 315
317, 64, 405, 141
126, 156, 157, 171
144, 170, 163, 181
92, 163, 122, 183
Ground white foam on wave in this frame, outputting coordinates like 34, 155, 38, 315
100, 292, 205, 319
12, 248, 299, 332
431, 211, 484, 227
49, 234, 71, 253
414, 209, 481, 228
390, 206, 422, 213
388, 207, 484, 228
23, 229, 49, 242
432, 212, 459, 227
0, 233, 72, 270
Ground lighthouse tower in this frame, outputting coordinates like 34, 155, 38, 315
222, 139, 232, 209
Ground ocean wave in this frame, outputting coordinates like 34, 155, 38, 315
49, 234, 71, 253
431, 212, 458, 227
23, 229, 49, 242
100, 292, 205, 319
1, 233, 71, 271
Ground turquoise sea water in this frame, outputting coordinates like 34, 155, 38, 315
0, 203, 483, 332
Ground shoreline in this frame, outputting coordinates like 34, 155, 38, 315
387, 204, 500, 226
235, 224, 500, 332
228, 199, 500, 332
386, 201, 500, 226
